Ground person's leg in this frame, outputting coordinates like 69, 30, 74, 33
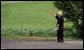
60, 29, 64, 42
57, 30, 60, 42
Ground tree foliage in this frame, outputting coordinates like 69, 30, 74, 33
54, 1, 83, 38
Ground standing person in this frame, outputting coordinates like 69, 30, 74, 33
49, 11, 64, 43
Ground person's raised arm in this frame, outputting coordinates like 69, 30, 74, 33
49, 11, 56, 17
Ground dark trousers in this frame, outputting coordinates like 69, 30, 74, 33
57, 27, 63, 42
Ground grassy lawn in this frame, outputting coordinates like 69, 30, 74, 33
1, 1, 57, 29
1, 1, 81, 41
1, 1, 72, 29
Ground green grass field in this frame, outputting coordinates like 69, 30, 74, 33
2, 1, 79, 41
1, 1, 73, 29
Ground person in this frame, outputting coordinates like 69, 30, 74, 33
49, 11, 64, 43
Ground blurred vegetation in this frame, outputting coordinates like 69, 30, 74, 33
1, 1, 83, 40
54, 1, 83, 39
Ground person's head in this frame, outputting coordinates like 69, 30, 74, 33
57, 12, 63, 18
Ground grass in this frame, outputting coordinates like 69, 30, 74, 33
1, 1, 82, 41
2, 35, 82, 42
1, 1, 71, 29
1, 1, 57, 29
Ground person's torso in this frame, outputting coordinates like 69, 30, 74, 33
57, 17, 64, 28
